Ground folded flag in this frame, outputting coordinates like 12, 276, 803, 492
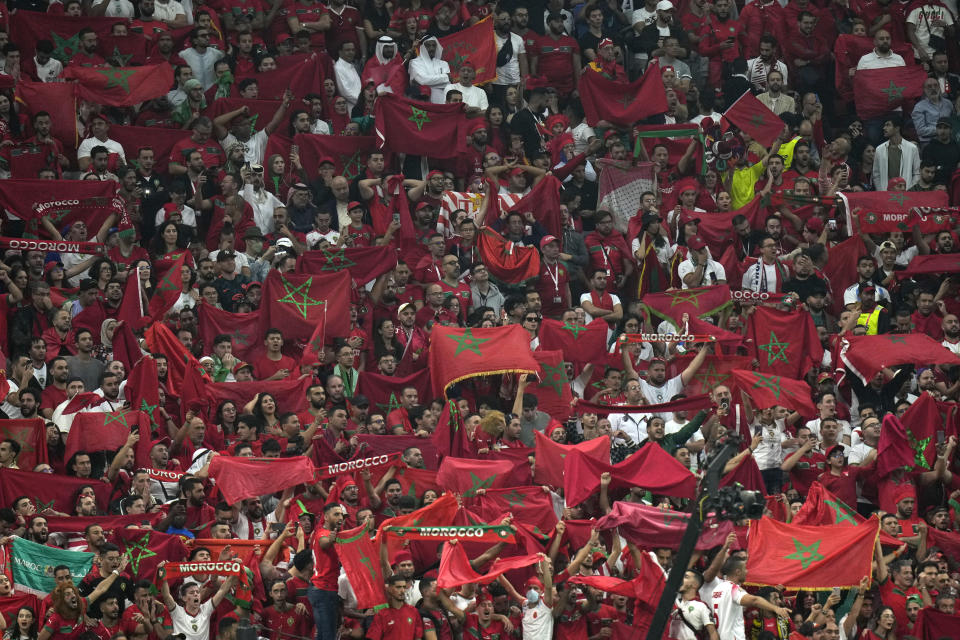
841, 334, 960, 383
745, 517, 878, 589
723, 90, 785, 147
64, 63, 174, 107
335, 523, 386, 610
207, 456, 317, 504
437, 541, 539, 589
533, 431, 610, 490
579, 66, 668, 127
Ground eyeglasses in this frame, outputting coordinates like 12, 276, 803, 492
524, 316, 541, 323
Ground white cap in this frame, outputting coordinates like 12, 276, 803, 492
656, 0, 674, 9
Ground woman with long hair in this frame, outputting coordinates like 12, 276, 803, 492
859, 606, 896, 640
38, 573, 126, 640
632, 212, 673, 296
150, 221, 187, 259
474, 409, 506, 454
89, 257, 116, 293
216, 400, 239, 441
264, 154, 308, 199
3, 606, 38, 640
247, 392, 280, 429
372, 317, 404, 362
486, 105, 508, 155
0, 91, 26, 141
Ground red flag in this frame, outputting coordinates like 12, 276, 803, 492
0, 419, 49, 471
822, 234, 867, 315
834, 35, 914, 101
0, 468, 112, 513
353, 435, 441, 469
719, 454, 767, 493
374, 94, 467, 158
898, 253, 960, 279
66, 410, 153, 467
296, 246, 398, 285
501, 175, 564, 238
126, 356, 164, 434
0, 178, 119, 222
99, 33, 148, 66
570, 551, 664, 607
530, 350, 574, 421
260, 270, 351, 343
109, 125, 190, 174
207, 456, 317, 504
876, 394, 945, 478
300, 318, 327, 368
915, 608, 960, 640
533, 431, 610, 489
641, 285, 732, 324
148, 252, 187, 321
595, 500, 692, 548
927, 528, 960, 566
853, 65, 927, 120
43, 513, 158, 534
334, 524, 386, 610
436, 542, 540, 589
431, 398, 476, 460
115, 268, 146, 329
376, 493, 459, 548
143, 322, 211, 395
564, 446, 697, 506
665, 354, 753, 396
574, 394, 715, 416
234, 55, 326, 100
64, 63, 174, 107
62, 392, 104, 415
745, 517, 878, 589
723, 90, 785, 147
428, 325, 539, 397
637, 198, 764, 260
200, 377, 314, 417
291, 133, 383, 181
476, 227, 541, 285
839, 190, 949, 232
113, 528, 189, 580
538, 318, 608, 367
579, 67, 668, 127
746, 306, 823, 379
8, 12, 124, 62
841, 334, 960, 383
731, 369, 817, 416
793, 482, 903, 546
436, 457, 518, 497
15, 81, 77, 148
355, 369, 431, 418
197, 302, 261, 364
439, 17, 497, 84
466, 486, 559, 536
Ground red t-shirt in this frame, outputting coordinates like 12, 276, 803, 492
462, 612, 507, 640
879, 579, 919, 637
309, 527, 340, 590
169, 138, 225, 170
367, 604, 425, 640
538, 259, 571, 318
263, 605, 312, 640
787, 452, 826, 494
253, 354, 298, 381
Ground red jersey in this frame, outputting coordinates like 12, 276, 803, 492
309, 527, 340, 590
532, 34, 580, 93
438, 280, 471, 322
538, 259, 571, 318
284, 0, 328, 47
263, 605, 312, 640
787, 451, 826, 494
325, 5, 362, 55
253, 354, 298, 380
367, 604, 425, 640
462, 612, 507, 640
169, 138, 225, 170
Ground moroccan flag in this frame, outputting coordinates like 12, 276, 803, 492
0, 178, 119, 222
476, 227, 541, 285
24, 194, 126, 241
386, 465, 442, 501
731, 369, 817, 416
720, 454, 767, 493
99, 33, 148, 66
67, 410, 153, 467
260, 270, 351, 343
8, 12, 124, 62
467, 486, 559, 536
793, 482, 903, 546
746, 306, 822, 379
436, 457, 517, 497
839, 190, 949, 232
570, 550, 664, 608
533, 431, 610, 490
109, 125, 190, 174
297, 246, 398, 285
15, 81, 78, 147
376, 493, 460, 548
538, 318, 608, 368
431, 399, 475, 460
291, 133, 383, 181
144, 322, 211, 397
898, 253, 960, 279
853, 65, 927, 120
335, 523, 386, 610
197, 302, 261, 364
497, 175, 563, 238
234, 56, 325, 100
427, 324, 539, 397
199, 377, 313, 416
595, 501, 692, 549
354, 435, 441, 470
126, 356, 164, 434
722, 90, 785, 147
439, 16, 497, 84
564, 445, 697, 506
579, 67, 668, 127
841, 334, 960, 383
530, 350, 574, 421
44, 513, 158, 534
0, 468, 112, 514
634, 124, 706, 178
437, 542, 539, 589
745, 517, 878, 589
927, 529, 960, 565
641, 285, 732, 325
822, 234, 866, 315
666, 354, 753, 396
915, 608, 960, 640
300, 319, 327, 368
208, 456, 317, 504
149, 251, 187, 320
113, 528, 189, 580
834, 35, 914, 101
355, 369, 431, 418
7, 537, 94, 596
64, 63, 174, 107
374, 93, 467, 158
876, 394, 945, 478
0, 419, 48, 471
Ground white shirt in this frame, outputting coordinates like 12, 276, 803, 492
311, 119, 332, 135
805, 416, 852, 441
155, 204, 197, 229
92, 0, 135, 17
572, 122, 596, 155
609, 411, 652, 443
847, 441, 875, 466
741, 261, 782, 293
306, 228, 340, 248
856, 50, 906, 70
631, 6, 657, 26
677, 256, 726, 289
334, 58, 362, 110
700, 578, 747, 640
77, 137, 127, 163
522, 600, 554, 640
443, 82, 488, 110
640, 374, 684, 407
750, 418, 788, 470
943, 338, 960, 355
153, 0, 187, 23
242, 183, 283, 234
907, 4, 954, 58
669, 598, 713, 640
579, 291, 621, 323
842, 282, 891, 307
221, 129, 269, 165
170, 601, 215, 640
208, 249, 250, 274
178, 47, 224, 90
493, 32, 525, 85
33, 56, 63, 82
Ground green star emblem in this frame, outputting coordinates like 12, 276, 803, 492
3, 426, 37, 455
751, 372, 787, 399
376, 392, 402, 415
664, 288, 708, 308
880, 80, 905, 102
139, 399, 160, 429
539, 361, 568, 396
463, 472, 496, 497
124, 533, 158, 574
616, 93, 634, 108
103, 411, 133, 428
409, 106, 431, 131
357, 549, 376, 579
907, 431, 932, 469
659, 506, 683, 526
693, 362, 731, 391
230, 330, 250, 346
276, 277, 326, 319
749, 113, 766, 127
110, 46, 133, 66
864, 212, 878, 225
758, 331, 790, 366
784, 538, 825, 569
888, 191, 908, 206
446, 328, 489, 356
341, 151, 365, 180
887, 335, 907, 344
561, 321, 588, 338
34, 497, 56, 512
504, 490, 526, 507
51, 31, 81, 63
96, 68, 137, 93
824, 499, 858, 525
319, 248, 356, 272
155, 272, 178, 294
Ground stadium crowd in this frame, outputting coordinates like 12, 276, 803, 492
3, 0, 960, 640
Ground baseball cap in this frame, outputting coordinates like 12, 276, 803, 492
539, 235, 559, 250
347, 201, 365, 211
243, 227, 265, 240
216, 250, 236, 261
687, 235, 707, 251
937, 118, 953, 128
656, 0, 674, 9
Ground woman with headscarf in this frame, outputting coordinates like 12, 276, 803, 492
93, 318, 118, 363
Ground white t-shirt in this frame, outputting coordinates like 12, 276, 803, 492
92, 0, 135, 17
669, 598, 713, 640
700, 578, 747, 640
153, 0, 186, 23
639, 374, 684, 406
494, 32, 525, 85
221, 129, 269, 165
170, 600, 215, 640
77, 137, 127, 163
677, 257, 726, 289
522, 600, 554, 640
907, 4, 955, 58
579, 292, 622, 323
750, 418, 788, 470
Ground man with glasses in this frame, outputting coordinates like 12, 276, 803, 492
741, 234, 790, 293
180, 26, 225, 90
438, 254, 471, 323
414, 233, 446, 284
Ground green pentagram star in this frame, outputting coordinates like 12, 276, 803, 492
888, 191, 908, 206
96, 68, 137, 93
408, 106, 431, 131
659, 506, 683, 526
463, 472, 496, 497
276, 277, 326, 319
887, 335, 907, 344
51, 31, 81, 63
155, 273, 178, 294
880, 81, 905, 102
750, 114, 766, 127
539, 361, 568, 396
446, 328, 489, 356
341, 151, 364, 180
561, 321, 588, 338
665, 288, 709, 308
230, 330, 250, 346
784, 537, 825, 569
824, 499, 858, 525
124, 533, 157, 574
139, 399, 160, 428
376, 392, 402, 414
693, 363, 730, 390
103, 411, 133, 428
616, 94, 634, 108
751, 372, 786, 399
319, 248, 356, 272
504, 490, 526, 507
758, 331, 790, 366
110, 46, 133, 66
907, 432, 932, 469
357, 549, 377, 579
34, 497, 56, 512
3, 427, 36, 454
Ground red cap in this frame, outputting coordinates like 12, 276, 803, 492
317, 156, 336, 166
415, 201, 434, 211
347, 201, 364, 211
475, 591, 494, 605
544, 418, 565, 438
887, 177, 906, 189
539, 235, 559, 250
598, 38, 614, 49
524, 577, 544, 590
893, 484, 917, 505
825, 444, 845, 460
426, 169, 445, 180
468, 119, 488, 135
392, 550, 414, 566
678, 210, 701, 227
508, 167, 525, 177
805, 217, 824, 233
687, 235, 707, 251
676, 177, 699, 195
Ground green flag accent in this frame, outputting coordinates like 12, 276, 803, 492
783, 537, 825, 569
10, 536, 94, 595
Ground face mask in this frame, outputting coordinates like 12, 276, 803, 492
526, 589, 540, 606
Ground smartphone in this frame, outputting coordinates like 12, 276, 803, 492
392, 212, 400, 224
831, 587, 841, 599
938, 430, 945, 444
269, 522, 285, 533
